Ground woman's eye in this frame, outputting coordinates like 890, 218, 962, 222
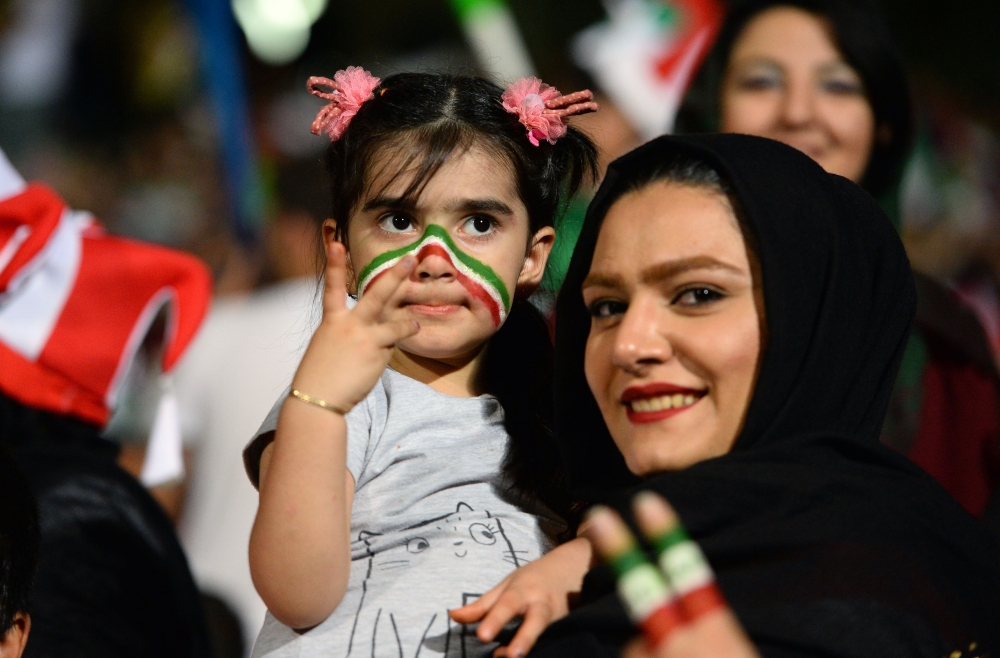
674, 287, 723, 306
588, 300, 628, 319
379, 213, 414, 233
820, 78, 863, 95
464, 215, 495, 236
737, 73, 781, 91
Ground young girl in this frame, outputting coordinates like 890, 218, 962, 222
243, 69, 597, 657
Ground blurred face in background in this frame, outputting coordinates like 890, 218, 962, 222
719, 6, 876, 183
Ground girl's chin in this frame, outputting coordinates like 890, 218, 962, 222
396, 334, 488, 363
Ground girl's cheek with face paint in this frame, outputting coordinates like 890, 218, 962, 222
356, 224, 512, 329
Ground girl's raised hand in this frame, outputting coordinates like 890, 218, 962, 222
585, 493, 759, 658
291, 240, 420, 413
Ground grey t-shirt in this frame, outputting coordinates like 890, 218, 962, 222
244, 368, 560, 658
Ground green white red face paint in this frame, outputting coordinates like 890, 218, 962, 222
606, 515, 725, 647
356, 224, 512, 327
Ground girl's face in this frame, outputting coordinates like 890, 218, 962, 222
331, 146, 553, 362
719, 6, 876, 184
582, 182, 763, 476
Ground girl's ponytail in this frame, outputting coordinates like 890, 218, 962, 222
480, 300, 578, 524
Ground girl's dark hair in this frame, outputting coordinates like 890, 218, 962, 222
676, 0, 913, 199
320, 72, 598, 520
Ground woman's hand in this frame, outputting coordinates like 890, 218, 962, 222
448, 537, 593, 658
292, 240, 419, 413
585, 493, 759, 658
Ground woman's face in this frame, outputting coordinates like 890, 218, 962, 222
720, 6, 875, 183
582, 182, 763, 475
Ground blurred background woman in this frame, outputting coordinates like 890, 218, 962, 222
677, 0, 1000, 521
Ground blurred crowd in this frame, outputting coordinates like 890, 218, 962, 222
1, 0, 1000, 656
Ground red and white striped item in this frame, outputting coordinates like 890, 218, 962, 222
0, 172, 211, 428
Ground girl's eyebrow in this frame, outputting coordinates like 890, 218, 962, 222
362, 195, 417, 212
361, 196, 515, 216
443, 198, 515, 216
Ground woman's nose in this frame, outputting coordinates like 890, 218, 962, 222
413, 252, 456, 281
611, 299, 672, 374
778, 78, 814, 127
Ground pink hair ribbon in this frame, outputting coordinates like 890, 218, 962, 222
501, 77, 599, 146
307, 67, 381, 142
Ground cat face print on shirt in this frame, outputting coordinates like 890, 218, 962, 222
395, 502, 527, 567
345, 502, 536, 657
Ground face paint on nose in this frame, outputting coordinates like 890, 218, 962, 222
356, 224, 512, 327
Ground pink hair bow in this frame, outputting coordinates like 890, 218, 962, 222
308, 67, 381, 141
501, 77, 599, 146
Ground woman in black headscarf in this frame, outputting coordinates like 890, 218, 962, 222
517, 133, 1000, 657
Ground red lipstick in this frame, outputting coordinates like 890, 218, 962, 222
620, 383, 705, 424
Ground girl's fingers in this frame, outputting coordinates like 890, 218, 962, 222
633, 492, 725, 624
500, 601, 553, 658
323, 241, 349, 314
372, 318, 420, 348
354, 255, 417, 321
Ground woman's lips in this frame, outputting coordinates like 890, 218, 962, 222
620, 383, 706, 424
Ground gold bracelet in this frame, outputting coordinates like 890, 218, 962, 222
289, 389, 350, 415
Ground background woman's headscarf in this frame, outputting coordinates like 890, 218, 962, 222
543, 133, 1000, 655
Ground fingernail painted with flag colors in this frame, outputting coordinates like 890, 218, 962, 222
356, 224, 512, 327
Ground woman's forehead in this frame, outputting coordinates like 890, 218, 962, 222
730, 6, 843, 66
594, 182, 745, 265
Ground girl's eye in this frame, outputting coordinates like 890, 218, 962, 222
464, 215, 495, 236
588, 299, 628, 319
674, 287, 723, 307
379, 213, 414, 233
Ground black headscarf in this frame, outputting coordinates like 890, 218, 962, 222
536, 134, 1000, 656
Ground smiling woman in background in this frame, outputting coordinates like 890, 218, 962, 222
677, 0, 1000, 521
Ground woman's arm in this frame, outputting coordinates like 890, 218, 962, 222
248, 242, 418, 629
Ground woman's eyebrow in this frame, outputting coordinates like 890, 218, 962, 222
640, 257, 744, 283
582, 256, 744, 290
